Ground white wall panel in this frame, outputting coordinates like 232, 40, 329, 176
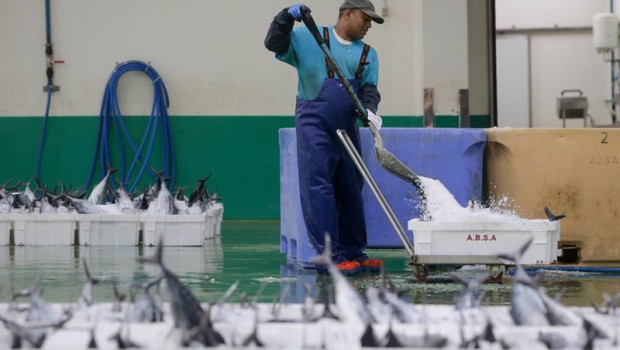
496, 0, 608, 29
0, 0, 423, 117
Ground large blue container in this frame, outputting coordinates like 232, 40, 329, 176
280, 127, 486, 268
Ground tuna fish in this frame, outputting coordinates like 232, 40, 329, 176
129, 277, 164, 323
77, 259, 101, 312
312, 234, 373, 325
451, 272, 490, 310
88, 168, 118, 205
138, 239, 224, 347
544, 206, 566, 221
498, 237, 549, 326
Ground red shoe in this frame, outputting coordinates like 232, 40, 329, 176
358, 258, 383, 272
336, 261, 362, 276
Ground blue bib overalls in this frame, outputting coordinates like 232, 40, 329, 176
295, 28, 370, 267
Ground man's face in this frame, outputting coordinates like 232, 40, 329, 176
345, 9, 373, 41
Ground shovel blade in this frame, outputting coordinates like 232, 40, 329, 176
374, 147, 422, 189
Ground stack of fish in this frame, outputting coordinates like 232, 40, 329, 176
0, 239, 619, 349
0, 171, 220, 216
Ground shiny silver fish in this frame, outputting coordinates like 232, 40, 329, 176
116, 187, 137, 214
88, 168, 118, 205
312, 234, 373, 325
498, 237, 549, 326
129, 276, 164, 323
139, 239, 224, 347
77, 259, 100, 312
539, 288, 582, 326
451, 272, 490, 310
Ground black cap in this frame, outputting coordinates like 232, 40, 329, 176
340, 0, 384, 24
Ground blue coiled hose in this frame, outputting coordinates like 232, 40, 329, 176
85, 60, 176, 193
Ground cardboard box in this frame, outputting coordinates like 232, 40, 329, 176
485, 128, 620, 262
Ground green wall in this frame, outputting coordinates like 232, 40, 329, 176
0, 115, 490, 219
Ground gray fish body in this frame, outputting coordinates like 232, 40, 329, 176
74, 199, 104, 214
383, 292, 420, 324
152, 185, 176, 215
301, 284, 315, 321
188, 202, 202, 215
25, 294, 59, 324
131, 291, 164, 323
64, 195, 103, 214
88, 173, 111, 205
77, 260, 100, 313
452, 273, 489, 311
77, 282, 95, 311
39, 196, 56, 214
313, 235, 373, 325
540, 292, 582, 326
165, 266, 204, 329
0, 315, 47, 348
174, 199, 190, 215
0, 197, 11, 213
11, 192, 34, 212
510, 282, 549, 326
539, 331, 569, 349
498, 237, 549, 326
329, 267, 372, 324
23, 184, 35, 203
455, 292, 478, 311
117, 189, 137, 214
140, 242, 204, 331
366, 287, 391, 324
511, 264, 548, 326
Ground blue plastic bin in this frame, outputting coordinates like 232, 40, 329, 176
280, 127, 486, 268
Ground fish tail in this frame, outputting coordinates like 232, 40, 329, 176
138, 238, 164, 268
82, 258, 100, 285
311, 233, 334, 268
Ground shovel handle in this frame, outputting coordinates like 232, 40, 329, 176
300, 7, 324, 45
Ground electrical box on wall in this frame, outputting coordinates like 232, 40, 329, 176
593, 13, 619, 53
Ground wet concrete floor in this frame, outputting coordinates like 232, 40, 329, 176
0, 220, 617, 307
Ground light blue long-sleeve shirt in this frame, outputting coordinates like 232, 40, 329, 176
276, 25, 379, 101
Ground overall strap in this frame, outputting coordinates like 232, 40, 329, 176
323, 27, 335, 79
355, 44, 371, 80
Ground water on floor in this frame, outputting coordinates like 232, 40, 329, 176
0, 220, 617, 307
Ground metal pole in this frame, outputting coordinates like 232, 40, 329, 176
336, 129, 416, 260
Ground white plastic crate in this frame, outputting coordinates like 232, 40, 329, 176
0, 215, 11, 245
408, 219, 560, 264
12, 213, 77, 246
205, 203, 224, 239
141, 212, 208, 246
77, 214, 141, 246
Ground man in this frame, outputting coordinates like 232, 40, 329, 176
265, 0, 384, 275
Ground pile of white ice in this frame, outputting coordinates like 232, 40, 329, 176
416, 176, 525, 223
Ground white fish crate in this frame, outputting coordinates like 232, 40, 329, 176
205, 202, 224, 239
0, 215, 11, 245
408, 219, 560, 264
141, 212, 209, 246
77, 214, 141, 246
11, 213, 77, 246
